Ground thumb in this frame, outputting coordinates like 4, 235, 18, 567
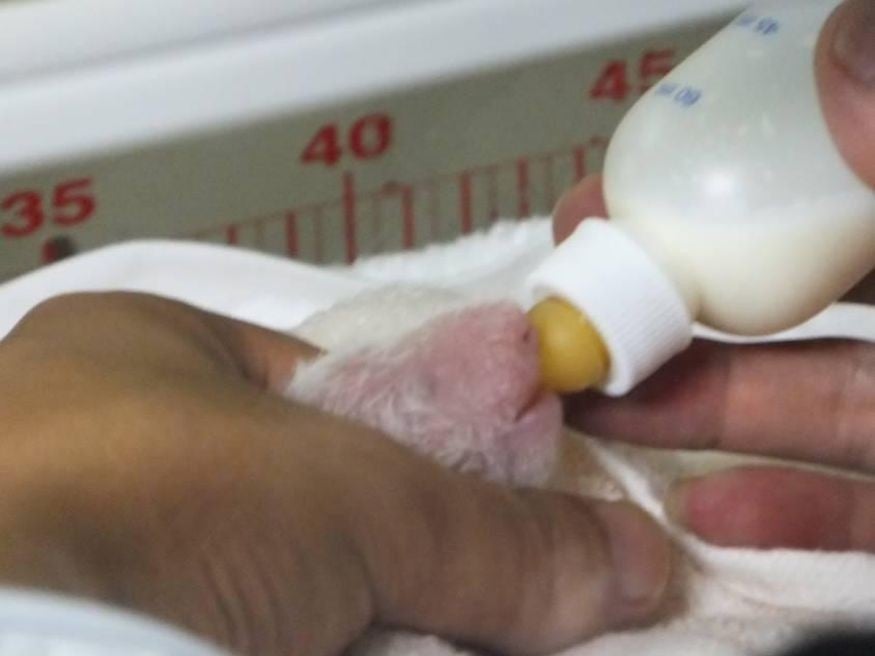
351, 463, 672, 654
816, 0, 875, 189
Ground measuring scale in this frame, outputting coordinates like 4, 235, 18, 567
0, 0, 745, 281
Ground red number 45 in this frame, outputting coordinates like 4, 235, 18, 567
590, 49, 676, 102
1, 178, 96, 238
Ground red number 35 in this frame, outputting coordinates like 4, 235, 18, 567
1, 178, 97, 239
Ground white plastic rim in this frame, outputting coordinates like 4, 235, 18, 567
0, 0, 747, 175
0, 0, 394, 82
0, 588, 227, 655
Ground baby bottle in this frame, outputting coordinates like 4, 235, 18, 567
527, 0, 875, 395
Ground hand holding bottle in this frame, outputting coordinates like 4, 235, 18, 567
551, 0, 875, 554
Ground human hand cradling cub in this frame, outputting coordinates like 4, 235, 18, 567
0, 291, 669, 656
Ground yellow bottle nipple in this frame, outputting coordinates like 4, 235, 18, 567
527, 297, 610, 393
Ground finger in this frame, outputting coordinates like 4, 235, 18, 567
9, 292, 320, 393
349, 459, 672, 654
816, 0, 875, 190
565, 339, 875, 472
201, 309, 321, 392
668, 466, 875, 552
552, 174, 606, 244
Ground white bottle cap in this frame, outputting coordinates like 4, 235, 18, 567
525, 219, 693, 396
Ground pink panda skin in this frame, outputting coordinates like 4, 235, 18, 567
288, 301, 563, 487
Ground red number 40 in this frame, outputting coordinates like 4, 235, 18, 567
301, 114, 393, 167
1, 178, 96, 239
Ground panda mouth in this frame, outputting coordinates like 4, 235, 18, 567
512, 386, 563, 437
513, 366, 560, 422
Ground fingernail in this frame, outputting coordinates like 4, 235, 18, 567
592, 502, 670, 619
832, 0, 875, 87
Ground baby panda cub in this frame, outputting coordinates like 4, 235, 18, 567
285, 286, 568, 488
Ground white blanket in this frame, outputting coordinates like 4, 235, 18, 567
1, 219, 874, 656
